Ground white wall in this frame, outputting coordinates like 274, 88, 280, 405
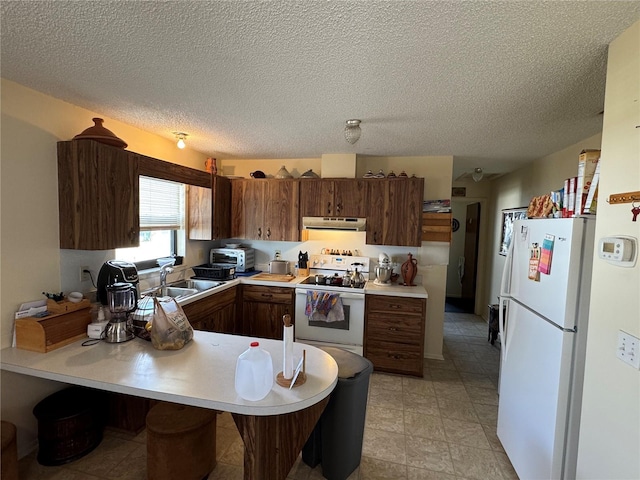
576, 20, 640, 479
483, 132, 602, 309
0, 79, 210, 456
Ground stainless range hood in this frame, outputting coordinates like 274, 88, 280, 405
302, 217, 366, 231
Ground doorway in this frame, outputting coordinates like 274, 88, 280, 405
446, 201, 481, 313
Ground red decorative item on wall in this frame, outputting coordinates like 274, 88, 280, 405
401, 253, 418, 286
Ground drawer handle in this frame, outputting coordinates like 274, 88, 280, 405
388, 327, 398, 331
258, 227, 262, 238
261, 293, 273, 298
390, 304, 401, 309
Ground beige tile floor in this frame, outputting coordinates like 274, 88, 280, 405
18, 311, 517, 480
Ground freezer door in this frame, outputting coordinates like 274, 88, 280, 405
507, 218, 588, 329
497, 300, 575, 480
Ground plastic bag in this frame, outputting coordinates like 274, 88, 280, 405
149, 297, 194, 350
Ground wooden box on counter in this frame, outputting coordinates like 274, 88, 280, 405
15, 303, 92, 353
421, 212, 452, 242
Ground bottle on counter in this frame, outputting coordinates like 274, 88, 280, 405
235, 342, 274, 401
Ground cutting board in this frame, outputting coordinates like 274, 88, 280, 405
251, 273, 297, 282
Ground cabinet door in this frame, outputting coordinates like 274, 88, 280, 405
300, 179, 334, 217
182, 287, 237, 334
365, 178, 424, 247
188, 185, 212, 240
243, 302, 290, 340
230, 179, 246, 238
58, 140, 139, 250
212, 175, 231, 239
385, 177, 424, 247
334, 179, 368, 217
241, 285, 295, 339
365, 180, 386, 245
265, 180, 299, 241
243, 181, 266, 240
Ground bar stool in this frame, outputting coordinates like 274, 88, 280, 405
146, 402, 217, 480
1, 421, 18, 480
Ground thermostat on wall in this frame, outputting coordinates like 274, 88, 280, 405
598, 236, 637, 267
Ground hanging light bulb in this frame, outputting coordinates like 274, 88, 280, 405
173, 132, 188, 149
344, 119, 361, 144
472, 167, 484, 182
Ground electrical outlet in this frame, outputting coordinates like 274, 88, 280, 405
80, 266, 91, 282
616, 330, 640, 369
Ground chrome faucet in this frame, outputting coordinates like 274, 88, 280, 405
159, 262, 175, 287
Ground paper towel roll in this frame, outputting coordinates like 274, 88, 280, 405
283, 325, 294, 379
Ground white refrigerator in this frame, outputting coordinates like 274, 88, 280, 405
497, 217, 595, 480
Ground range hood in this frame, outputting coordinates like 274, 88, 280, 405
302, 217, 366, 231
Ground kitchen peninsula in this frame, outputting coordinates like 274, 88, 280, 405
0, 332, 338, 480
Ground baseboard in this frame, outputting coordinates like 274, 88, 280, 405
424, 353, 445, 361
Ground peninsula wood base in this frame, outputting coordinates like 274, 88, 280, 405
232, 396, 329, 480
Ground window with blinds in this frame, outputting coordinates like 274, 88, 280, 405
116, 177, 185, 268
139, 176, 185, 230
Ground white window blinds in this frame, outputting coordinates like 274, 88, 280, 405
139, 176, 185, 230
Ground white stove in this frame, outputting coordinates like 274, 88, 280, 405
294, 254, 370, 355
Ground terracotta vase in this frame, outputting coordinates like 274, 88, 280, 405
205, 158, 217, 175
73, 118, 127, 149
401, 253, 418, 286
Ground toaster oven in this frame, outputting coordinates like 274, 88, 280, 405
210, 247, 255, 273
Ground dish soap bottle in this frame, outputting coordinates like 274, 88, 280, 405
235, 342, 274, 401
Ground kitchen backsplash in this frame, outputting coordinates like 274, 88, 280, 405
59, 230, 448, 296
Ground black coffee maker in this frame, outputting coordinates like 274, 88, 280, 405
97, 260, 140, 305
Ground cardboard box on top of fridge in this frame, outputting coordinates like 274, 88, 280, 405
575, 149, 600, 215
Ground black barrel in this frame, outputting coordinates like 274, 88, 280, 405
33, 386, 106, 466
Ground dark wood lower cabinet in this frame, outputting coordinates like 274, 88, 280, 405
105, 392, 156, 434
182, 286, 238, 334
241, 285, 295, 340
364, 294, 426, 377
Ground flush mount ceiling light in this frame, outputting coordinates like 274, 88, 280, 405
472, 167, 484, 182
344, 119, 361, 145
172, 132, 188, 149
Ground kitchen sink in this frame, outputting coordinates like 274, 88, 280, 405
157, 286, 199, 299
168, 279, 225, 291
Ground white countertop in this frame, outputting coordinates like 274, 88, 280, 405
0, 331, 338, 416
364, 281, 428, 299
167, 272, 428, 307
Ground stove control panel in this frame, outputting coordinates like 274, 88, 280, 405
310, 254, 370, 273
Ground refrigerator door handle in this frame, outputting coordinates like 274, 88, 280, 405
498, 297, 509, 360
500, 240, 515, 297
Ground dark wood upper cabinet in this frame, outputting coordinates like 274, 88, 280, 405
188, 175, 231, 241
230, 179, 299, 241
58, 140, 140, 250
299, 179, 367, 218
58, 139, 216, 249
212, 175, 231, 240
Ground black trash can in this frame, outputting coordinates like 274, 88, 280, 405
302, 347, 373, 480
33, 386, 106, 466
488, 304, 506, 345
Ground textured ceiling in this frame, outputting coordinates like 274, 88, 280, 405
2, 1, 639, 179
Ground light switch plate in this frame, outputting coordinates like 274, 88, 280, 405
616, 330, 640, 369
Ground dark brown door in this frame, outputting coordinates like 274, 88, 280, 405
460, 203, 481, 309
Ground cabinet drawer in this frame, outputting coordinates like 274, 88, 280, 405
365, 341, 423, 376
366, 295, 425, 315
242, 285, 292, 304
366, 315, 422, 343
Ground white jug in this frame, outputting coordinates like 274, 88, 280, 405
234, 342, 274, 401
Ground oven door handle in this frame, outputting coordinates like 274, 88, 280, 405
295, 290, 363, 300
